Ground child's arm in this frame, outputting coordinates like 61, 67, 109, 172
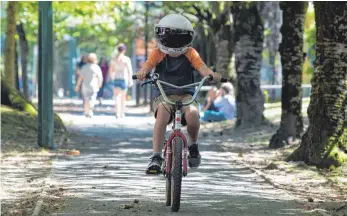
188, 48, 222, 81
136, 49, 161, 80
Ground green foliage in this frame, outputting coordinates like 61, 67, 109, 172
2, 1, 136, 58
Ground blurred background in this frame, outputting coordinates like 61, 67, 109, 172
0, 1, 315, 105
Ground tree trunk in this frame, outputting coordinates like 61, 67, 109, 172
214, 11, 235, 82
269, 2, 307, 149
232, 2, 265, 128
1, 79, 66, 132
15, 41, 20, 91
16, 22, 29, 99
4, 1, 17, 87
287, 2, 347, 168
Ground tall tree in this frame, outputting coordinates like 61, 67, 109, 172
269, 2, 307, 149
4, 2, 17, 86
211, 2, 235, 81
15, 41, 19, 91
232, 2, 265, 128
288, 2, 347, 168
16, 23, 29, 99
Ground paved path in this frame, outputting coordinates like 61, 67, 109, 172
49, 103, 307, 216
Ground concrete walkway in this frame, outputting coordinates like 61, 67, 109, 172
46, 101, 307, 216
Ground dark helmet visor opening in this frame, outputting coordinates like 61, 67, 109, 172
155, 27, 194, 49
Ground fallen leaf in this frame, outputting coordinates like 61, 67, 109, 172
122, 204, 134, 209
303, 204, 313, 210
334, 195, 345, 200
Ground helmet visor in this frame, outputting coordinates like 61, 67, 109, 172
155, 27, 194, 49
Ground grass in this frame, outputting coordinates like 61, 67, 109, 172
1, 105, 65, 154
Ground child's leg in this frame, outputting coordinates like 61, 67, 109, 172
184, 105, 200, 143
184, 104, 202, 168
153, 105, 171, 153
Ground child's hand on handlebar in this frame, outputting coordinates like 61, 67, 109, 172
212, 72, 222, 82
136, 69, 148, 81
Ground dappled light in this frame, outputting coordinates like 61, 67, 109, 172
1, 1, 346, 215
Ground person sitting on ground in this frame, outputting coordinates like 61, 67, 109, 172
74, 53, 103, 118
201, 87, 219, 112
202, 82, 236, 122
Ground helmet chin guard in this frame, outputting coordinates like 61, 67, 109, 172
157, 43, 189, 56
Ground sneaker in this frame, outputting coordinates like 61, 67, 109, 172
188, 144, 201, 168
146, 155, 163, 175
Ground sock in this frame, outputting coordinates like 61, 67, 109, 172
187, 134, 198, 146
153, 152, 161, 158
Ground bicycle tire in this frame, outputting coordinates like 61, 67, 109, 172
171, 136, 183, 212
165, 174, 171, 206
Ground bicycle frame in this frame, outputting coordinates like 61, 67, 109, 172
150, 74, 213, 177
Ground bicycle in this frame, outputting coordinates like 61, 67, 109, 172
132, 73, 227, 212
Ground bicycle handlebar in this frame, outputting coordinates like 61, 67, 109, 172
132, 74, 151, 80
133, 73, 228, 106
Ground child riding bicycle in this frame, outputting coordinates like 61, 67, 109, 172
136, 14, 222, 174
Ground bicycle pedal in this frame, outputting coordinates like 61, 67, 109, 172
146, 169, 162, 175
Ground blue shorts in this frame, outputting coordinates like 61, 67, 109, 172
113, 79, 127, 90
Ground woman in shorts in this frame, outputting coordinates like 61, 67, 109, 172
108, 44, 133, 118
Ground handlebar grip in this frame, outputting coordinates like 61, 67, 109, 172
208, 75, 213, 81
132, 74, 152, 80
221, 78, 228, 83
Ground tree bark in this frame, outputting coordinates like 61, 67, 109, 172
16, 22, 29, 99
15, 41, 20, 91
214, 10, 235, 82
287, 2, 347, 168
269, 2, 307, 149
232, 2, 265, 128
4, 2, 17, 87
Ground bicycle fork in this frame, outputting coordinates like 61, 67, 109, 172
165, 110, 188, 176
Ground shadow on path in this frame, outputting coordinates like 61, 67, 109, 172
50, 111, 306, 216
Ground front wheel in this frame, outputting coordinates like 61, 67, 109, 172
165, 175, 171, 206
171, 137, 183, 212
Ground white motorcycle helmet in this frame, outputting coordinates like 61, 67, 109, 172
155, 14, 195, 55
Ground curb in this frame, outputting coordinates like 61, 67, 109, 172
31, 134, 66, 216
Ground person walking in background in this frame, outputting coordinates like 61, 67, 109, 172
76, 55, 88, 75
75, 53, 103, 118
108, 44, 133, 118
75, 55, 88, 98
97, 57, 109, 104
